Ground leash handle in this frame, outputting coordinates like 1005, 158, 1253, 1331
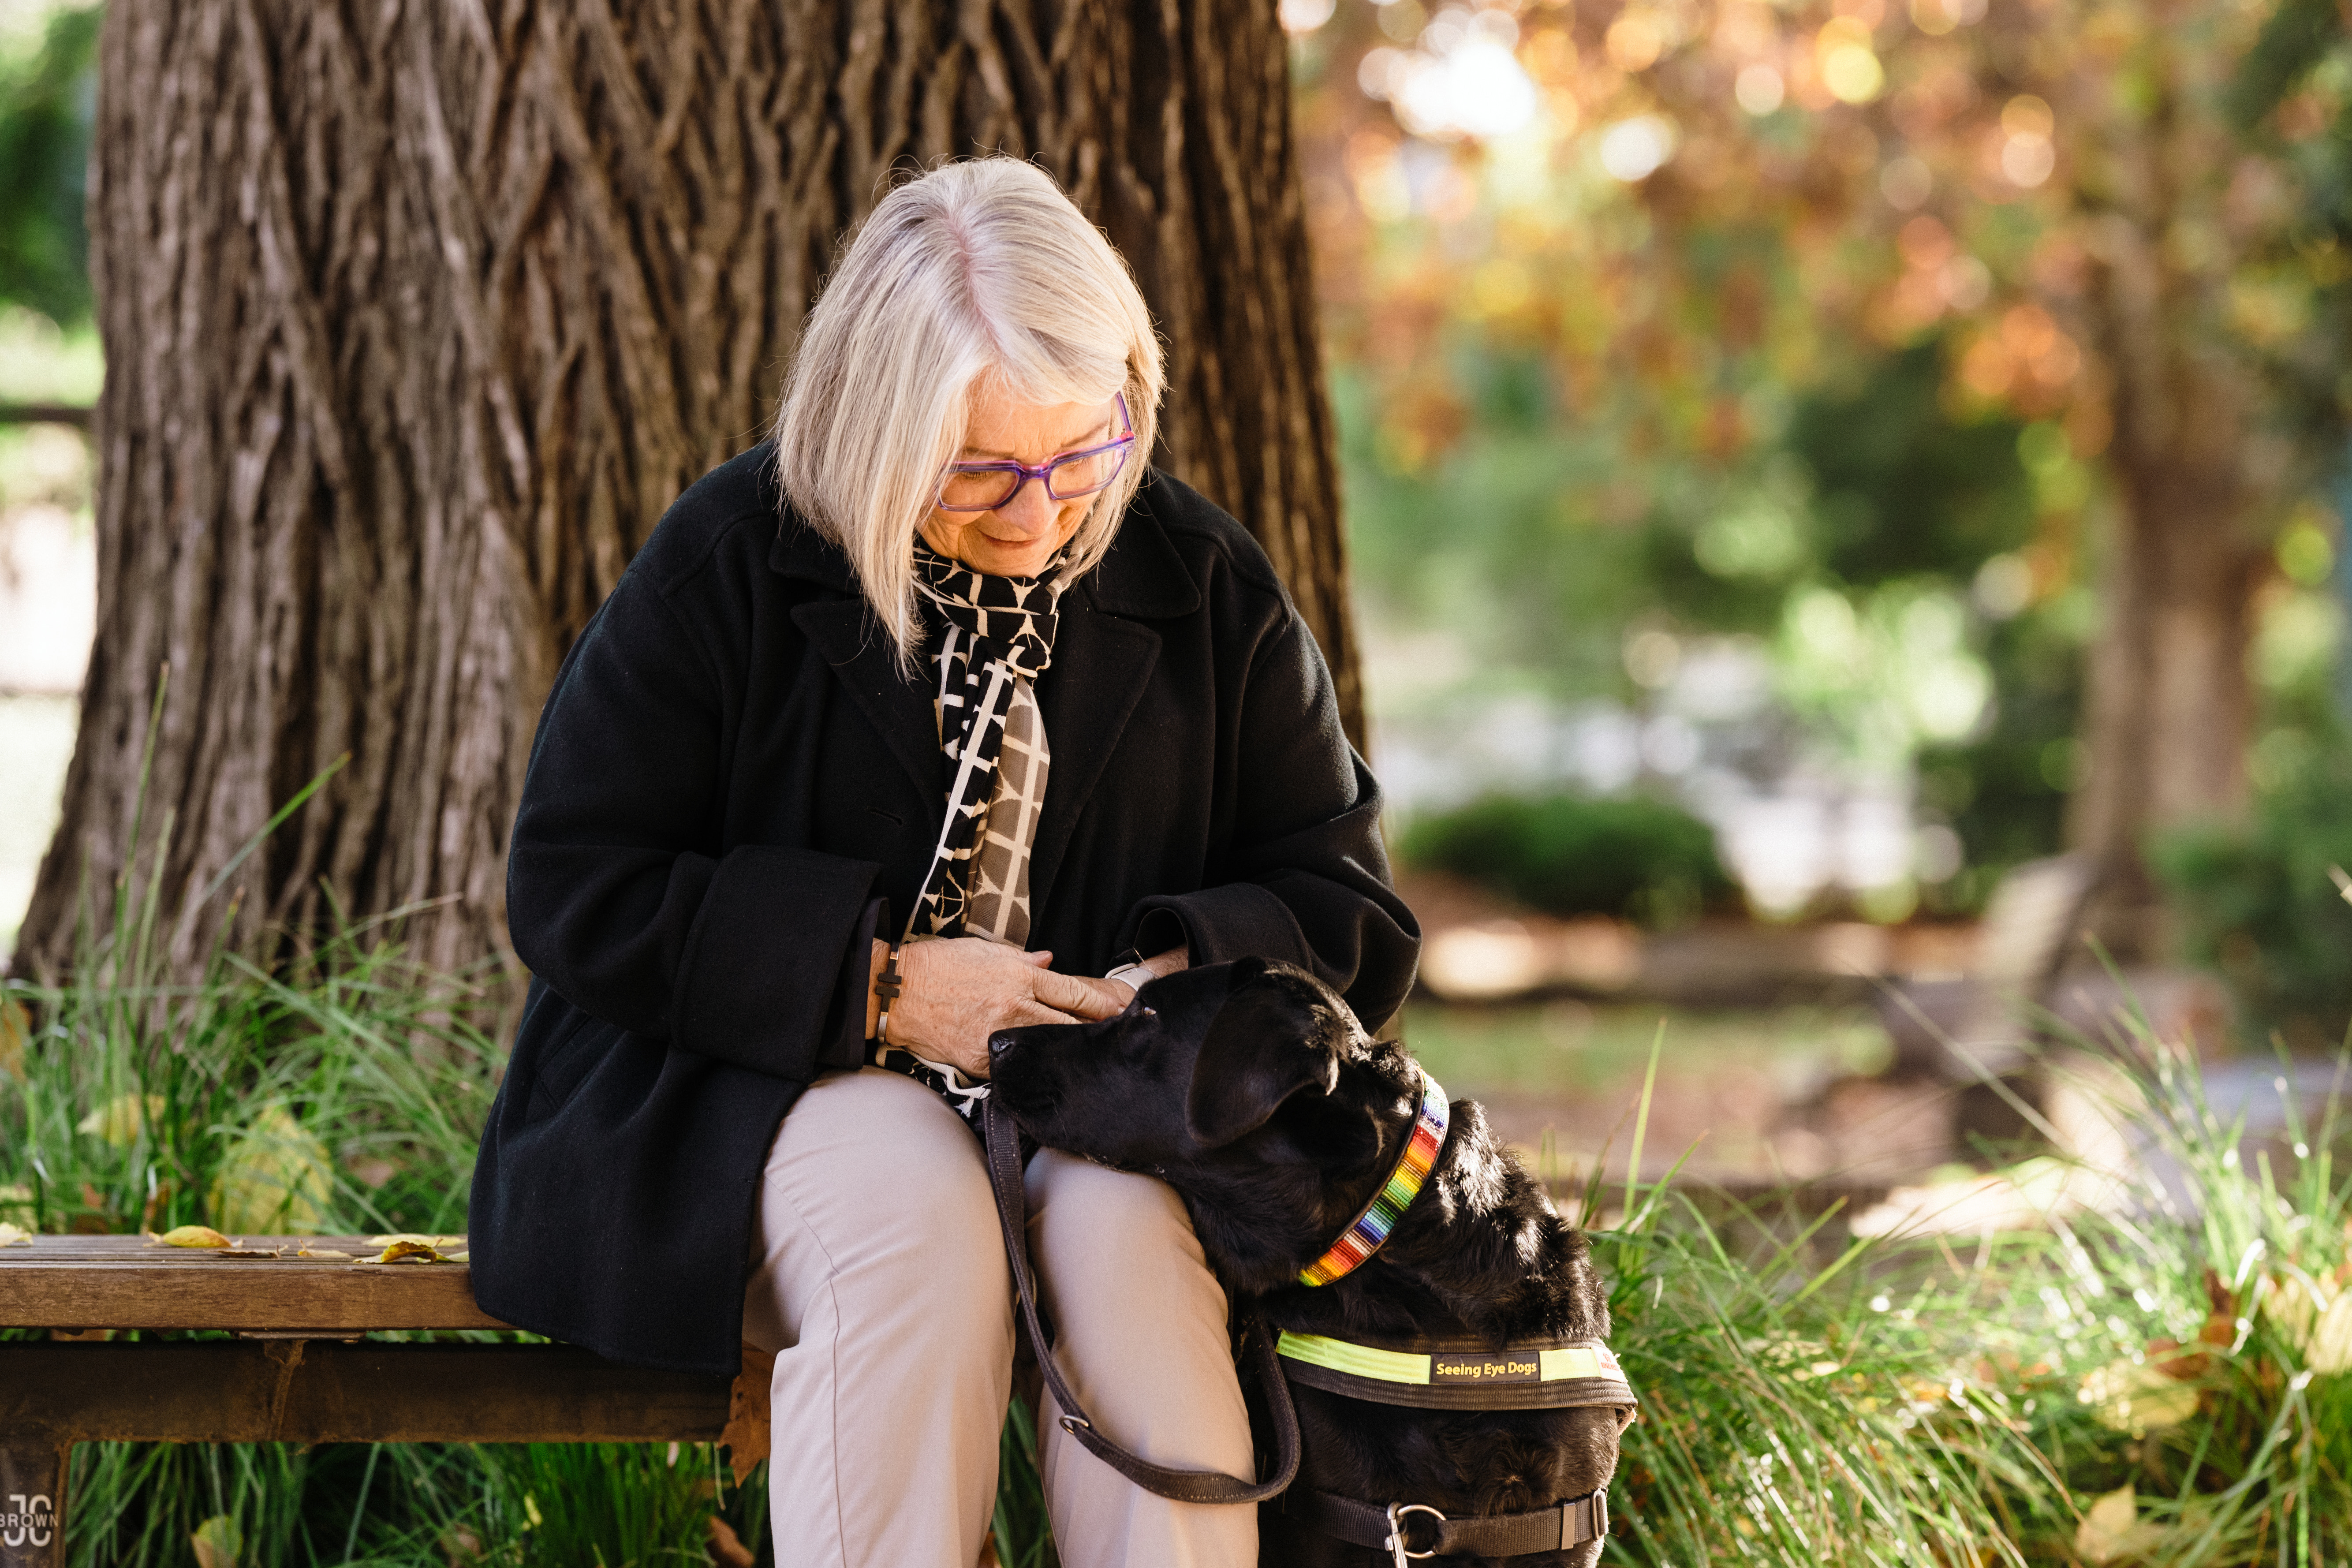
983, 1095, 1302, 1505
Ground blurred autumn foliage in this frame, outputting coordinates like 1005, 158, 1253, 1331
1298, 0, 2352, 940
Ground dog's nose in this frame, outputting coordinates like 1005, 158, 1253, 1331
988, 1031, 1018, 1062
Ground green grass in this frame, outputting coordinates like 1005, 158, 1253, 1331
1587, 1008, 2352, 1565
1399, 997, 1893, 1100
0, 743, 767, 1567
5, 747, 2348, 1562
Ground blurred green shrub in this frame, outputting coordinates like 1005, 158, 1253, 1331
0, 2, 101, 328
2151, 741, 2352, 1051
1401, 791, 1732, 926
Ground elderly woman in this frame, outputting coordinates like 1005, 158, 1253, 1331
469, 158, 1419, 1567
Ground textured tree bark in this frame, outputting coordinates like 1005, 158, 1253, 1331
20, 0, 1358, 985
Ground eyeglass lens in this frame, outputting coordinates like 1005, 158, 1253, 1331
938, 443, 1129, 510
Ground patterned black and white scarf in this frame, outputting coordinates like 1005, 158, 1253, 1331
906, 538, 1064, 936
878, 539, 1066, 1120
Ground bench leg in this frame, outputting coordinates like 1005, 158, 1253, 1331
0, 1443, 66, 1568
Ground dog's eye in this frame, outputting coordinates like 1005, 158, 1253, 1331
1136, 1005, 1156, 1019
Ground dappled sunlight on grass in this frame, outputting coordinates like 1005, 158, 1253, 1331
1402, 998, 1893, 1099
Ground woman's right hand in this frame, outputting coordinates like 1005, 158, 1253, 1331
871, 938, 1127, 1079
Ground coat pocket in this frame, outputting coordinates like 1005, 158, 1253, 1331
523, 1007, 612, 1122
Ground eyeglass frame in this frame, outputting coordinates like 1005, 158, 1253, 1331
934, 394, 1135, 511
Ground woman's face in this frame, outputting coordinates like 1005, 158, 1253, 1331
920, 385, 1119, 579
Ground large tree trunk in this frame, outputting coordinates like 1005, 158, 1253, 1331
19, 0, 1358, 984
2068, 453, 2267, 956
2057, 15, 2280, 960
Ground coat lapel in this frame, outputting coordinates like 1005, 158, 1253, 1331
1029, 596, 1159, 917
772, 480, 1201, 927
791, 599, 942, 803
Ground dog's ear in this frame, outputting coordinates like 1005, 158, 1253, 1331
1185, 963, 1346, 1148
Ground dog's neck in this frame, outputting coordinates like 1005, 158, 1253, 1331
1191, 1061, 1611, 1349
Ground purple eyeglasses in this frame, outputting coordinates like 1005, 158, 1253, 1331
937, 395, 1135, 511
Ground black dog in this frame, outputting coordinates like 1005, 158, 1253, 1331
988, 957, 1628, 1567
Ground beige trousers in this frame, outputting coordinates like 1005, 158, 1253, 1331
740, 1067, 1257, 1568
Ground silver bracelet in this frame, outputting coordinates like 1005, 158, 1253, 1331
1106, 962, 1155, 993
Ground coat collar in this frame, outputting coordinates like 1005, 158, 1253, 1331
776, 474, 1199, 913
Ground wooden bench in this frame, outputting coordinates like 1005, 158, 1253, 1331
1874, 852, 2098, 1081
0, 1236, 761, 1568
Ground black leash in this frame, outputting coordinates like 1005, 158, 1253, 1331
981, 1095, 1302, 1505
981, 1094, 1625, 1557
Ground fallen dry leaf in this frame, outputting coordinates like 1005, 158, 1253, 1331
2311, 1292, 2352, 1375
79, 1093, 167, 1146
373, 1239, 440, 1263
210, 1105, 334, 1236
296, 1247, 353, 1262
366, 1232, 464, 1249
708, 1516, 756, 1568
0, 994, 27, 1081
0, 1221, 32, 1248
2075, 1485, 2163, 1564
149, 1225, 234, 1249
192, 1512, 241, 1568
724, 1348, 777, 1483
360, 1239, 461, 1264
2078, 1357, 2199, 1434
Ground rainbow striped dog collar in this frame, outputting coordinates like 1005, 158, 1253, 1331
1298, 1071, 1449, 1287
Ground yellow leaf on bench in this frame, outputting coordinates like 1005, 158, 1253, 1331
150, 1225, 234, 1249
365, 1233, 465, 1248
0, 1221, 32, 1247
362, 1239, 455, 1264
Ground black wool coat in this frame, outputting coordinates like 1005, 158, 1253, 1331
467, 447, 1422, 1376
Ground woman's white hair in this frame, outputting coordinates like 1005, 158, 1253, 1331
773, 158, 1166, 660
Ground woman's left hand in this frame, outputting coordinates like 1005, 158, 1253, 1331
870, 938, 1130, 1079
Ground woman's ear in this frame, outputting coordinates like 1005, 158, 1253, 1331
1183, 971, 1342, 1148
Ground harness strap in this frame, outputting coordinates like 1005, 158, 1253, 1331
1279, 1485, 1611, 1557
982, 1095, 1302, 1505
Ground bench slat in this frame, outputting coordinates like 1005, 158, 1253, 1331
0, 1236, 506, 1331
0, 1342, 732, 1444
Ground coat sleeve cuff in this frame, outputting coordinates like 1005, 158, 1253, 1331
816, 898, 890, 1071
673, 844, 882, 1080
1120, 884, 1308, 972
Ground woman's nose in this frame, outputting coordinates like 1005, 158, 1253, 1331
997, 480, 1059, 534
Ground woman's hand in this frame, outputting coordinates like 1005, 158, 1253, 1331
869, 938, 1130, 1079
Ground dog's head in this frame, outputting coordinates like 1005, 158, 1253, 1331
988, 957, 1419, 1291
